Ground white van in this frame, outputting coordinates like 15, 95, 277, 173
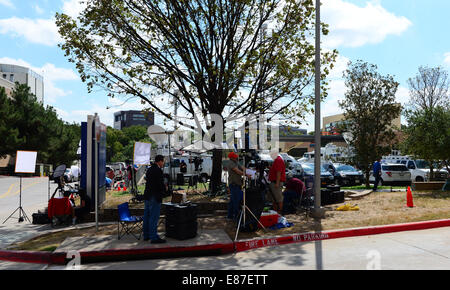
163, 155, 212, 181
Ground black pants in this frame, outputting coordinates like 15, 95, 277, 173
374, 173, 381, 191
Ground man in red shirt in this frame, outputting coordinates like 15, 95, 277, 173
268, 151, 286, 213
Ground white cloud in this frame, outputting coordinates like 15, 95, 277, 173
33, 4, 45, 15
0, 0, 14, 9
322, 0, 412, 48
0, 57, 78, 104
395, 86, 410, 107
0, 1, 87, 47
0, 17, 61, 46
444, 53, 450, 67
62, 0, 87, 18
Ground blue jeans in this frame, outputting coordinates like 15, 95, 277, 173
143, 196, 162, 240
228, 185, 243, 220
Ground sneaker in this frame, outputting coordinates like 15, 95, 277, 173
151, 238, 167, 244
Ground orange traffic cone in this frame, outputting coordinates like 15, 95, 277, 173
406, 186, 415, 208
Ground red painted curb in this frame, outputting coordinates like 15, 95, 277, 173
235, 219, 450, 252
76, 242, 235, 264
0, 250, 52, 264
1, 219, 450, 265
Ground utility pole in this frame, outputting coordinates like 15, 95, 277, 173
312, 0, 325, 219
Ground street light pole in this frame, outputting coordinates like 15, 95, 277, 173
312, 0, 325, 219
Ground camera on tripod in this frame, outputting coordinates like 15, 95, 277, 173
242, 150, 269, 176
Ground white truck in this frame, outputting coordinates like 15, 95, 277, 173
163, 154, 213, 181
382, 155, 449, 182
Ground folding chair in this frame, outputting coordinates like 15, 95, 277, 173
117, 202, 143, 240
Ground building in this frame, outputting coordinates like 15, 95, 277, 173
322, 106, 402, 134
279, 134, 346, 158
0, 77, 14, 97
0, 64, 44, 103
114, 110, 155, 130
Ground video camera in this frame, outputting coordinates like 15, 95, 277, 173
242, 150, 269, 171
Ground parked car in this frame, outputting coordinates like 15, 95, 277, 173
280, 153, 297, 168
369, 163, 412, 187
286, 162, 305, 180
301, 162, 334, 188
106, 166, 115, 181
322, 162, 364, 186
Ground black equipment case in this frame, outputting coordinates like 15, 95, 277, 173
32, 212, 50, 224
164, 203, 198, 240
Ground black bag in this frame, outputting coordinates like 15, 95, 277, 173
239, 186, 264, 232
321, 189, 333, 206
32, 212, 50, 224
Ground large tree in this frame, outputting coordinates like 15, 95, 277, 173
0, 84, 80, 168
402, 106, 450, 179
106, 125, 154, 163
407, 66, 449, 112
339, 60, 401, 188
55, 0, 337, 191
0, 88, 21, 158
403, 66, 450, 178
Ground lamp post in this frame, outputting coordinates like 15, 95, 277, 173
312, 0, 325, 219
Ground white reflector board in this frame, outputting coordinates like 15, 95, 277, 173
133, 142, 152, 165
15, 151, 37, 173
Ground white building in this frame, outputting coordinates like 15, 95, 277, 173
0, 64, 44, 103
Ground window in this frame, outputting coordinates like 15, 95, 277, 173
132, 114, 146, 121
2, 74, 6, 79
9, 74, 13, 82
407, 161, 415, 169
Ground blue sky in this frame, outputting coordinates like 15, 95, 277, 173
0, 0, 449, 132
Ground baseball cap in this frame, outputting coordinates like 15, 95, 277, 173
228, 152, 239, 159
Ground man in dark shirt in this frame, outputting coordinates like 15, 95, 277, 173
143, 155, 167, 243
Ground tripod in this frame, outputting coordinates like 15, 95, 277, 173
234, 157, 267, 241
3, 176, 30, 224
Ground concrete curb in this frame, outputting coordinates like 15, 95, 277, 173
235, 219, 450, 252
1, 219, 450, 266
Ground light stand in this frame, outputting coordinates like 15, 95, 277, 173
3, 175, 31, 224
234, 154, 267, 241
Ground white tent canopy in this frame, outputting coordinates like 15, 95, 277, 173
181, 140, 222, 153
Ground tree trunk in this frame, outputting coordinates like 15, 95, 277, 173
210, 149, 223, 193
365, 171, 371, 189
